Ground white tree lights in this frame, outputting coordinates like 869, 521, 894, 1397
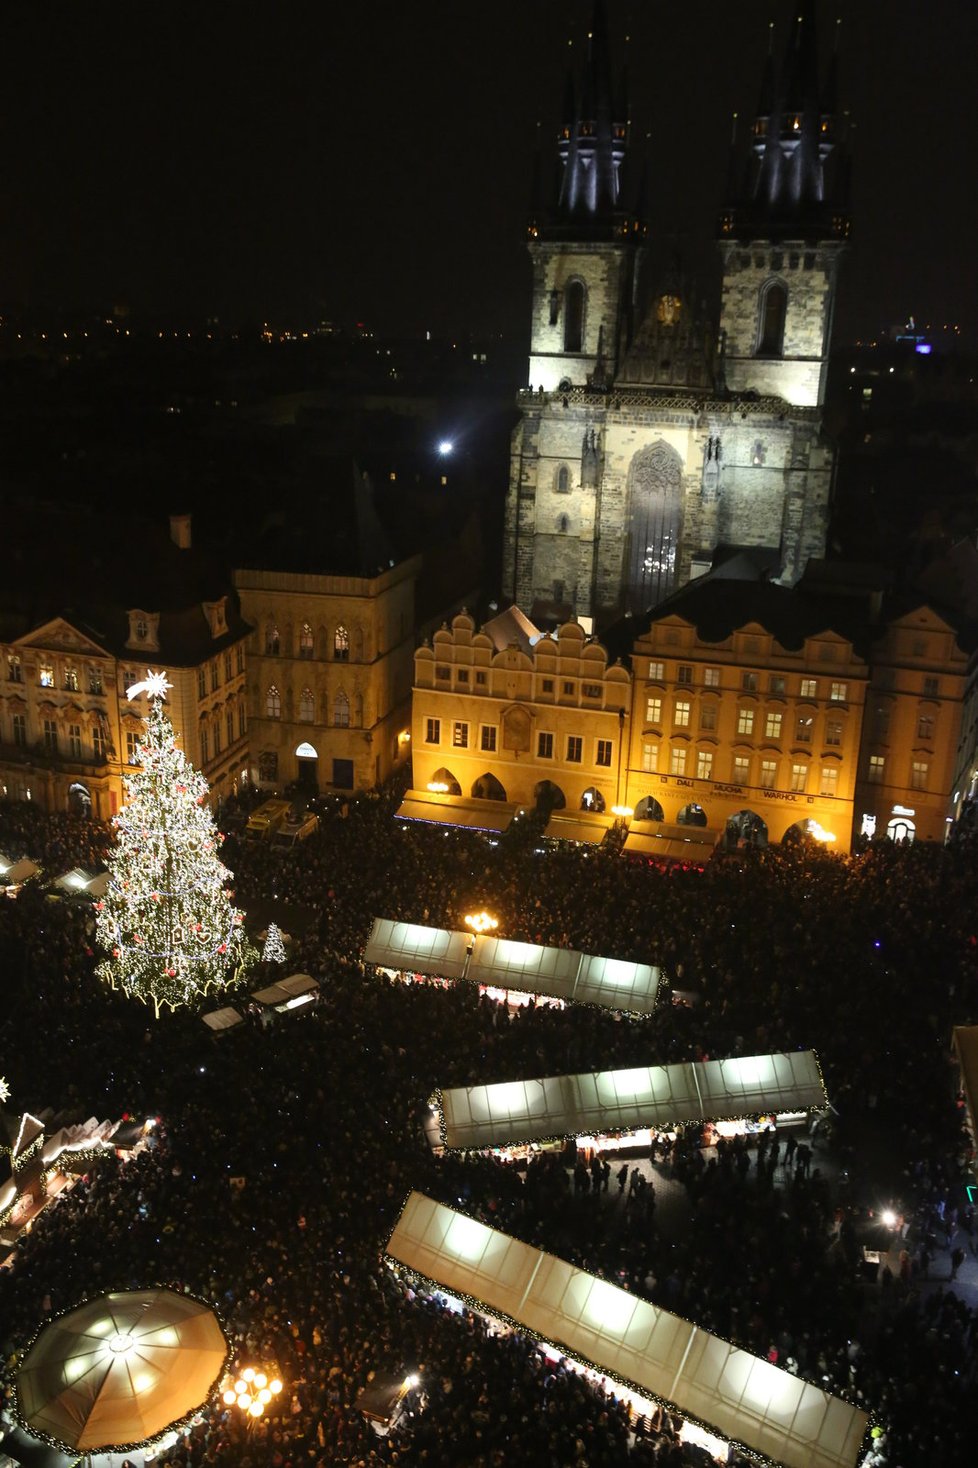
95, 674, 255, 1017
262, 922, 287, 966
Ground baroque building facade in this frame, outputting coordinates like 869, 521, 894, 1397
235, 557, 420, 795
504, 3, 847, 626
0, 514, 249, 818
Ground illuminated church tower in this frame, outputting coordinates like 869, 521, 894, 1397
504, 1, 848, 626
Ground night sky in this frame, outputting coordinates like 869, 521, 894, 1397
2, 0, 975, 346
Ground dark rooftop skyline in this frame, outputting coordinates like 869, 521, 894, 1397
1, 1, 975, 346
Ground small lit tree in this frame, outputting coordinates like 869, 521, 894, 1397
262, 922, 287, 965
96, 673, 256, 1017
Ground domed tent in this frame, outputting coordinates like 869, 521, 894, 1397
15, 1289, 228, 1454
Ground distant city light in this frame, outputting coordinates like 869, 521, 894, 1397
915, 343, 932, 355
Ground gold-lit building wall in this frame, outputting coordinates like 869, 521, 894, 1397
0, 604, 249, 820
235, 558, 420, 794
625, 615, 867, 851
412, 613, 630, 810
856, 607, 967, 844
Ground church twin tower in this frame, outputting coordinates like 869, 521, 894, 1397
503, 1, 849, 626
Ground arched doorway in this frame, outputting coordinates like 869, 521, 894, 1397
634, 795, 665, 822
724, 809, 768, 850
534, 780, 566, 813
68, 782, 91, 817
624, 442, 683, 612
677, 802, 708, 827
472, 773, 507, 801
429, 767, 462, 796
294, 741, 318, 795
580, 787, 606, 813
886, 815, 916, 843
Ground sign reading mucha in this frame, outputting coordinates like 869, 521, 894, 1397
502, 706, 532, 753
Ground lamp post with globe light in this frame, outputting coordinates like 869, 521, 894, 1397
222, 1367, 282, 1423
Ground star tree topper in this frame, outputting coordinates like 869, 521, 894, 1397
127, 670, 172, 702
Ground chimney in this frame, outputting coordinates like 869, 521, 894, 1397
170, 513, 192, 550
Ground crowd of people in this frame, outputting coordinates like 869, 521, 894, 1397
0, 786, 977, 1466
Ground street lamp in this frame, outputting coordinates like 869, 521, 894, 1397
464, 911, 498, 935
222, 1366, 283, 1421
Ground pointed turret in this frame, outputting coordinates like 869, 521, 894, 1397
545, 0, 632, 240
723, 1, 847, 242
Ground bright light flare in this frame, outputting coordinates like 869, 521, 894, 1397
464, 911, 498, 935
437, 440, 454, 455
881, 1208, 897, 1229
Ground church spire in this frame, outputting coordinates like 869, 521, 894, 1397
722, 1, 848, 243
544, 0, 631, 239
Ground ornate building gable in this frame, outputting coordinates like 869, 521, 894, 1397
12, 617, 111, 660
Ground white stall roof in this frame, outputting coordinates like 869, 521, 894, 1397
387, 1193, 867, 1468
438, 1051, 826, 1150
623, 827, 718, 863
544, 815, 610, 845
251, 973, 319, 1008
0, 856, 39, 885
468, 937, 660, 1013
364, 918, 472, 981
201, 1007, 245, 1032
395, 793, 515, 833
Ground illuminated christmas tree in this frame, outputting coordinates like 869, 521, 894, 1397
95, 672, 256, 1017
262, 922, 286, 965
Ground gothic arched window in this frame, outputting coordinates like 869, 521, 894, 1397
299, 621, 314, 658
555, 464, 571, 493
757, 280, 787, 357
265, 623, 280, 656
334, 690, 350, 727
557, 513, 570, 534
564, 280, 585, 353
266, 685, 281, 719
624, 443, 684, 613
299, 687, 315, 722
334, 625, 350, 661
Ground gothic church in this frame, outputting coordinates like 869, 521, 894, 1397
503, 1, 849, 627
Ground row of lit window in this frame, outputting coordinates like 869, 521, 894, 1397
4, 712, 108, 761
264, 623, 353, 661
646, 696, 849, 746
6, 655, 105, 695
194, 647, 245, 700
199, 706, 247, 764
265, 686, 360, 727
639, 742, 840, 796
433, 666, 606, 701
425, 717, 613, 767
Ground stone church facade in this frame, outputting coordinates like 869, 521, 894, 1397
504, 2, 849, 628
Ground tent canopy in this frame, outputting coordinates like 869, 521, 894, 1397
0, 854, 40, 885
395, 792, 515, 833
201, 1007, 245, 1032
386, 1194, 867, 1468
438, 1051, 827, 1150
16, 1289, 229, 1453
363, 919, 471, 981
250, 973, 319, 1009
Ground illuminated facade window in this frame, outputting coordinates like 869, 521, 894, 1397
703, 667, 720, 687
674, 700, 691, 728
126, 730, 140, 764
868, 755, 885, 783
39, 664, 54, 688
825, 719, 842, 747
266, 685, 281, 719
481, 724, 497, 752
646, 696, 662, 724
299, 687, 315, 722
642, 742, 658, 773
795, 713, 813, 743
819, 765, 838, 796
648, 661, 664, 681
299, 622, 314, 658
425, 718, 440, 744
737, 708, 754, 736
829, 681, 848, 703
732, 754, 749, 783
334, 625, 350, 661
790, 763, 807, 792
265, 624, 280, 655
669, 747, 687, 776
910, 760, 928, 790
764, 711, 783, 739
696, 749, 713, 780
537, 732, 554, 758
566, 735, 583, 762
92, 722, 105, 760
64, 665, 78, 692
760, 758, 777, 789
453, 721, 469, 748
7, 654, 22, 683
800, 678, 817, 698
88, 665, 103, 695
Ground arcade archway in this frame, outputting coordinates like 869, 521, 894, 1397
724, 809, 768, 850
634, 795, 665, 822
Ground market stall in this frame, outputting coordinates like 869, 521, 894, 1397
395, 791, 516, 834
386, 1193, 868, 1468
250, 972, 319, 1014
434, 1051, 827, 1151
